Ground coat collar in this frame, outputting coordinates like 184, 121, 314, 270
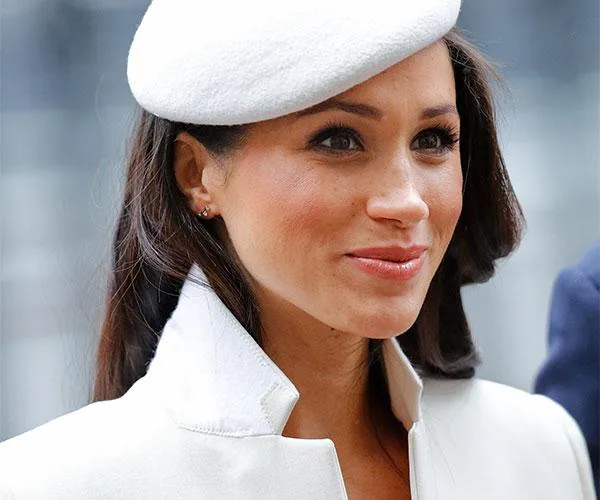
144, 265, 423, 437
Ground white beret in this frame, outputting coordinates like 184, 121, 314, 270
127, 0, 461, 126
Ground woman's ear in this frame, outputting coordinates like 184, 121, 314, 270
173, 131, 220, 218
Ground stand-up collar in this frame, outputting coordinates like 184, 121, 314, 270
144, 265, 423, 436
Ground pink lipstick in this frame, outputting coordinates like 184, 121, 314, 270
346, 245, 427, 281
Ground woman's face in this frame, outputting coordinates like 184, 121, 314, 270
209, 41, 462, 338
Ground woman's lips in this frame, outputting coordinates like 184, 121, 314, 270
346, 245, 427, 281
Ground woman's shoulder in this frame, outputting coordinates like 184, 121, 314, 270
422, 375, 585, 437
1, 380, 165, 449
421, 376, 595, 499
0, 384, 174, 499
423, 375, 558, 408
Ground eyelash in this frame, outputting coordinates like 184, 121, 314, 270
308, 121, 460, 157
415, 122, 460, 154
309, 121, 364, 157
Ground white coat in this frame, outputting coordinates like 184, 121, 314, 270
0, 266, 595, 499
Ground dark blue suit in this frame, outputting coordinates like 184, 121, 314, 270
535, 242, 599, 498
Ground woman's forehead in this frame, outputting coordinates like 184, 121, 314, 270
343, 43, 455, 100
276, 42, 457, 125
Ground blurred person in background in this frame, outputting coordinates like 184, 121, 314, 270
535, 241, 600, 498
0, 1, 596, 499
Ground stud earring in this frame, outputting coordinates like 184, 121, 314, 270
198, 206, 210, 218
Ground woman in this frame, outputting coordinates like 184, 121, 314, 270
0, 1, 595, 499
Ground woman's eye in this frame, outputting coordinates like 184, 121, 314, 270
411, 127, 459, 154
414, 133, 443, 150
321, 133, 360, 151
310, 126, 363, 154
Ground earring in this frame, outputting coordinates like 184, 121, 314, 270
198, 206, 210, 218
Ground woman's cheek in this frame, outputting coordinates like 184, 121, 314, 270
260, 158, 338, 230
446, 165, 464, 226
427, 164, 463, 244
227, 158, 333, 269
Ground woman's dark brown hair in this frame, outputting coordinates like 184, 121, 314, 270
93, 28, 524, 402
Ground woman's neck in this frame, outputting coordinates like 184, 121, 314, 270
257, 292, 412, 497
258, 296, 377, 452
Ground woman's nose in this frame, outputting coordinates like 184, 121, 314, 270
365, 165, 429, 228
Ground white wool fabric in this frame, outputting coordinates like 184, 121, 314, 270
127, 0, 461, 126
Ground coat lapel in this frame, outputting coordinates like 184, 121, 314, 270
144, 265, 299, 436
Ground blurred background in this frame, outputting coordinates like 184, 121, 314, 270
1, 0, 598, 440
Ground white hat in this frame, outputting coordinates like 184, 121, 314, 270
127, 0, 461, 126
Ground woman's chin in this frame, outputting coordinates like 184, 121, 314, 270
364, 326, 414, 340
341, 313, 418, 340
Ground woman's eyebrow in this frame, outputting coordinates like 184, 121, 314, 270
293, 100, 459, 122
293, 99, 383, 120
421, 104, 459, 119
